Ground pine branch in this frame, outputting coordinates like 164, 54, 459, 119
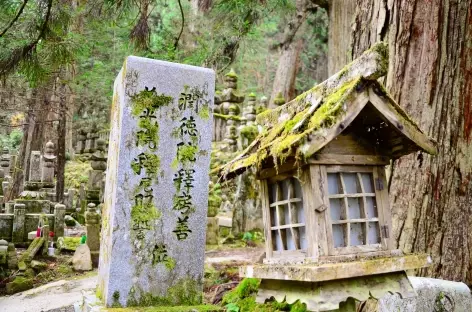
0, 0, 30, 37
0, 0, 53, 76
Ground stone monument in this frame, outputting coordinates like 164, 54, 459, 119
98, 56, 214, 307
85, 203, 100, 267
28, 151, 42, 184
0, 148, 11, 177
41, 141, 56, 187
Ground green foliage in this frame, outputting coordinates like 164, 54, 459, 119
0, 129, 23, 151
242, 232, 253, 242
64, 160, 92, 190
222, 278, 307, 312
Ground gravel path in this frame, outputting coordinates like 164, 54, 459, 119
0, 274, 97, 312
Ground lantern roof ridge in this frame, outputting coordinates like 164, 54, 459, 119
216, 42, 437, 180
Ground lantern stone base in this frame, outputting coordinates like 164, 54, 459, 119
240, 254, 432, 311
253, 272, 415, 312
241, 254, 432, 282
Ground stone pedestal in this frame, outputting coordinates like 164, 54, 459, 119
206, 217, 218, 245
98, 57, 214, 307
12, 204, 26, 244
54, 204, 66, 239
85, 203, 100, 267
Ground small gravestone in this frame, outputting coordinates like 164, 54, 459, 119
85, 203, 100, 267
41, 141, 56, 186
98, 56, 214, 307
29, 151, 42, 182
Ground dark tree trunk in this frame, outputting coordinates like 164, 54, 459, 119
270, 0, 312, 107
270, 38, 304, 106
352, 0, 472, 284
6, 91, 37, 201
55, 81, 67, 203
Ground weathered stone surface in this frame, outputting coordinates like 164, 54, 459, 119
41, 141, 56, 185
379, 277, 472, 312
12, 204, 26, 243
98, 57, 214, 307
0, 239, 7, 264
87, 170, 104, 190
85, 203, 100, 267
54, 204, 66, 238
7, 242, 18, 270
6, 276, 33, 294
206, 217, 218, 245
29, 151, 42, 182
72, 244, 92, 271
31, 260, 48, 271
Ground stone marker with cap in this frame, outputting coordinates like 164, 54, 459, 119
97, 56, 214, 307
41, 141, 56, 187
85, 203, 100, 267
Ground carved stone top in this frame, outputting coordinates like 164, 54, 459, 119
85, 203, 100, 224
0, 148, 10, 168
224, 68, 239, 89
273, 92, 286, 106
91, 139, 107, 171
43, 141, 56, 161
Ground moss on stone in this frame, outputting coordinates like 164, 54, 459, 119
240, 125, 258, 140
176, 144, 199, 165
105, 305, 222, 312
222, 278, 307, 312
6, 276, 33, 294
130, 89, 173, 118
59, 237, 82, 251
213, 113, 243, 122
126, 278, 202, 307
199, 105, 210, 120
222, 78, 361, 176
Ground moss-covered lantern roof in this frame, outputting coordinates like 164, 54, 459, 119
217, 43, 437, 180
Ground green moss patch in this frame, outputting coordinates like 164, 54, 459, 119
222, 278, 307, 312
65, 160, 92, 190
105, 305, 222, 312
126, 278, 202, 307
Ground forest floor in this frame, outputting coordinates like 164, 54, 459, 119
0, 244, 264, 311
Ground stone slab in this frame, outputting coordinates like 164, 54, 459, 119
98, 56, 214, 307
256, 271, 415, 312
217, 216, 232, 228
379, 276, 472, 312
241, 254, 432, 282
29, 151, 42, 182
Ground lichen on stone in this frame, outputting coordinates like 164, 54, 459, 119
126, 278, 202, 307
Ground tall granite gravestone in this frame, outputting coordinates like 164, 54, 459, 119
98, 56, 214, 307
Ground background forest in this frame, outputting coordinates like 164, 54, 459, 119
1, 0, 472, 288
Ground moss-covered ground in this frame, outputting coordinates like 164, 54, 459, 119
0, 249, 96, 296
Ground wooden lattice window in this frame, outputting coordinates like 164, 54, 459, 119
267, 177, 307, 255
325, 166, 388, 255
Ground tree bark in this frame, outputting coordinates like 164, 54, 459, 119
352, 0, 472, 284
5, 90, 37, 202
270, 0, 311, 107
270, 38, 304, 106
327, 0, 356, 75
56, 80, 67, 203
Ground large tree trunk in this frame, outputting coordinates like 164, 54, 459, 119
327, 0, 356, 75
352, 0, 472, 284
270, 38, 304, 106
5, 90, 37, 202
56, 79, 67, 203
